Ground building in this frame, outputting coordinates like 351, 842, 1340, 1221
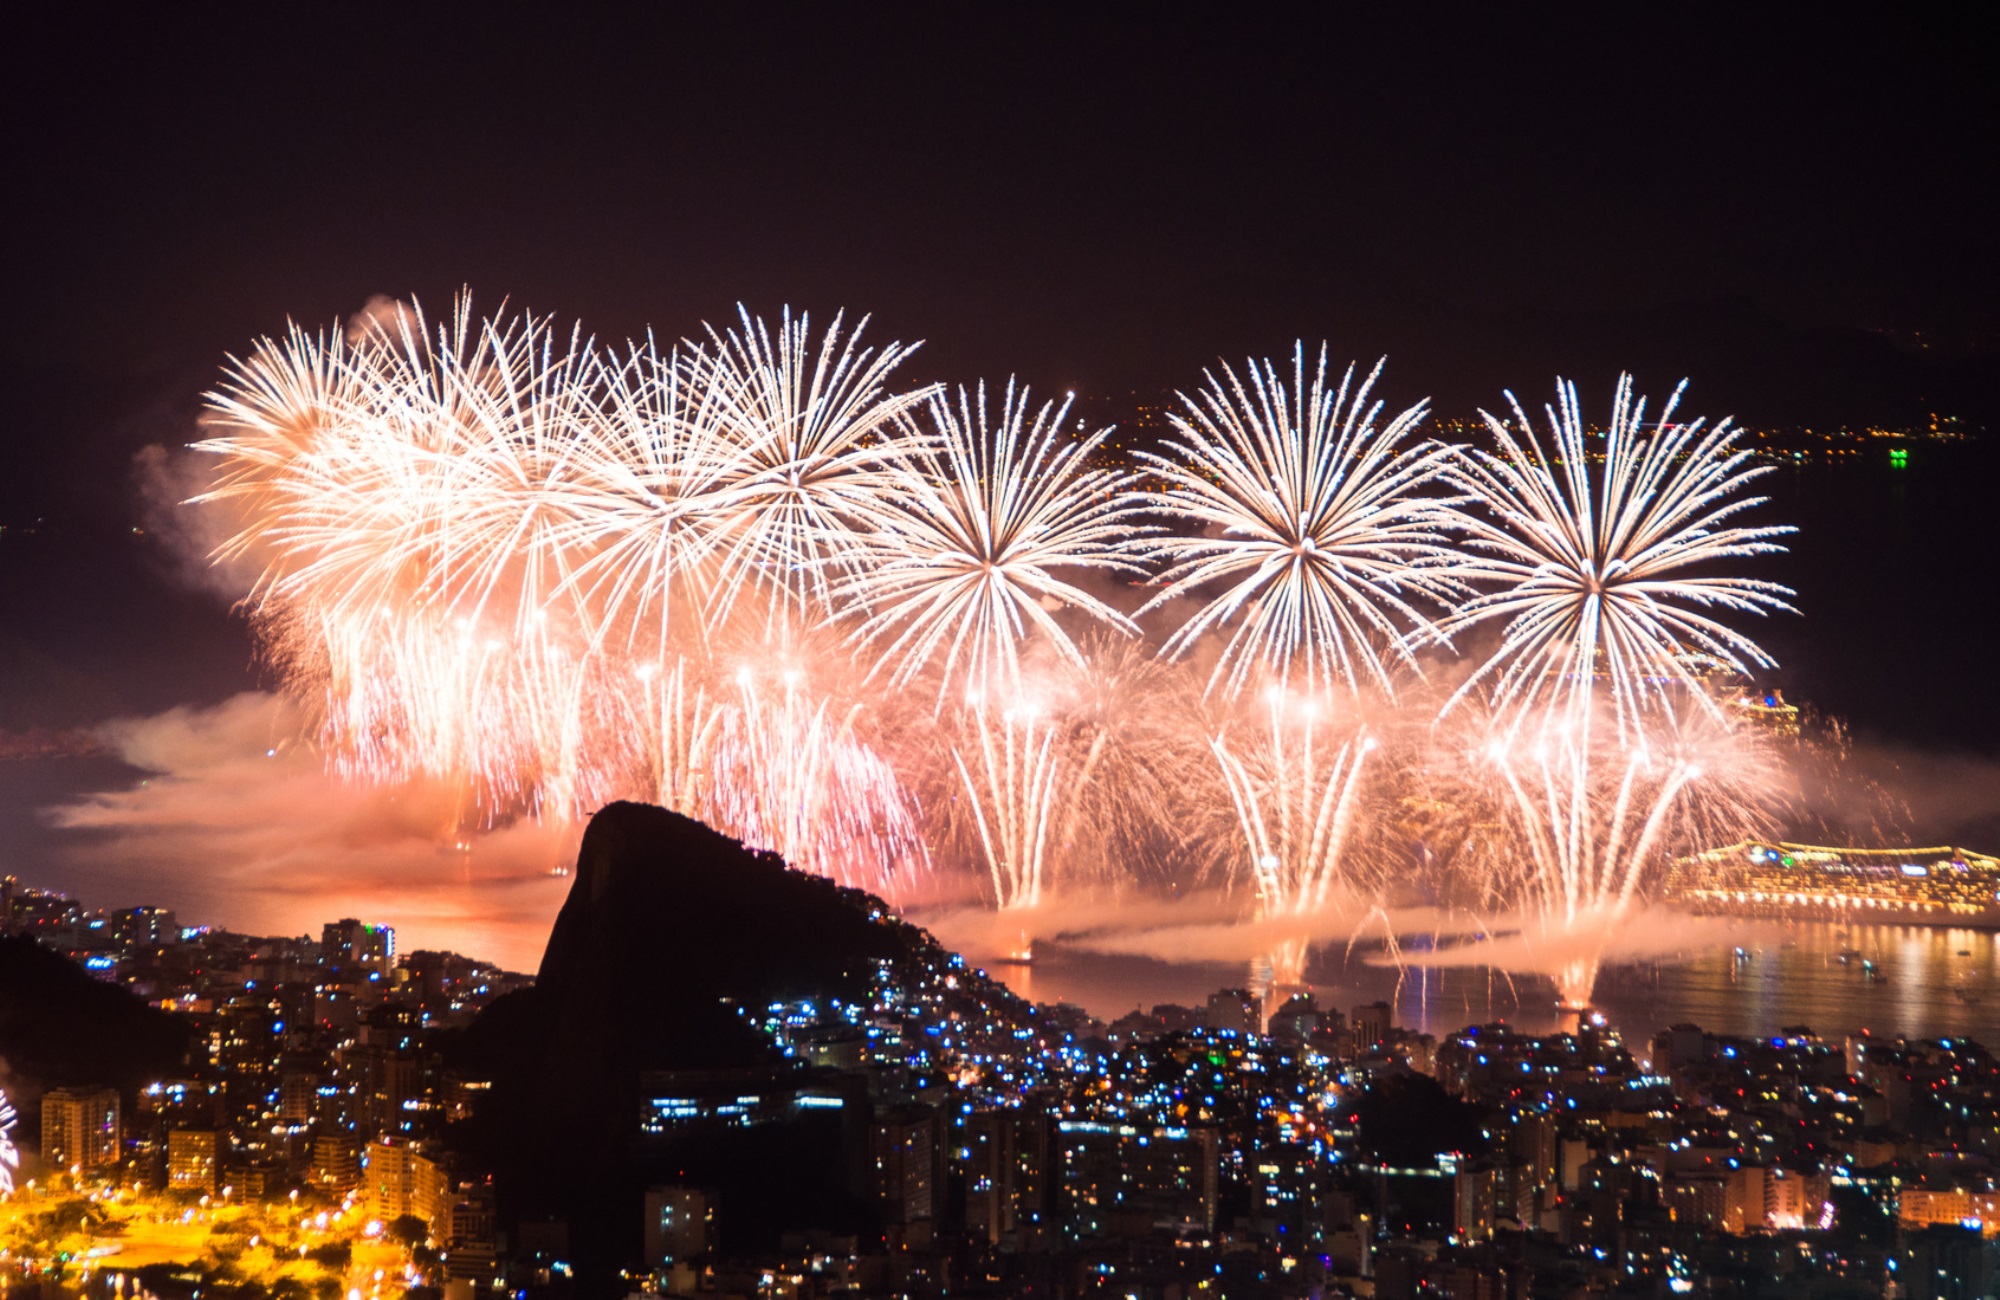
1204, 988, 1258, 1036
312, 1135, 360, 1190
1352, 1002, 1393, 1050
871, 1104, 947, 1225
110, 906, 178, 948
363, 1136, 449, 1228
41, 1086, 120, 1172
964, 1105, 1055, 1250
321, 918, 396, 978
1059, 1122, 1220, 1240
168, 1129, 219, 1194
642, 1186, 715, 1268
443, 1178, 500, 1285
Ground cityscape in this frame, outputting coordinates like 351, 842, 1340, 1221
3, 806, 1999, 1300
5, 10, 1999, 1300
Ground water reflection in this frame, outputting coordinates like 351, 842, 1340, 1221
984, 920, 2000, 1044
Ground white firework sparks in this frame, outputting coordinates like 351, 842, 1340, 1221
1441, 374, 1795, 731
840, 381, 1147, 695
951, 689, 1065, 911
1210, 684, 1377, 917
1451, 697, 1785, 1007
697, 307, 935, 622
708, 662, 927, 892
0, 1087, 16, 1197
1137, 347, 1461, 699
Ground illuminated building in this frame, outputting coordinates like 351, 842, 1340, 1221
641, 1186, 715, 1268
167, 1128, 219, 1193
1900, 1187, 2000, 1236
1667, 840, 2000, 924
321, 917, 395, 978
963, 1104, 1056, 1250
311, 1135, 360, 1190
110, 905, 178, 948
638, 1066, 854, 1133
1057, 1122, 1219, 1241
40, 1086, 120, 1172
871, 1104, 947, 1226
443, 1178, 500, 1285
363, 1135, 449, 1228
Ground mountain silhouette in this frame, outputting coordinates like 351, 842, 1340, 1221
453, 803, 944, 1294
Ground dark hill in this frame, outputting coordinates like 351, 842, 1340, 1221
0, 934, 193, 1149
456, 803, 938, 1294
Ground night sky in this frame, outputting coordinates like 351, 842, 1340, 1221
2, 7, 1997, 908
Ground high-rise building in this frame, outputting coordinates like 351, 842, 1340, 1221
110, 906, 178, 949
363, 1137, 449, 1228
41, 1087, 120, 1171
321, 918, 395, 979
1352, 1001, 1393, 1050
871, 1104, 947, 1226
642, 1186, 715, 1268
311, 1136, 360, 1191
168, 1129, 220, 1194
964, 1105, 1056, 1250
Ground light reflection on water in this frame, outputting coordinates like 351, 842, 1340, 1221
985, 921, 2000, 1044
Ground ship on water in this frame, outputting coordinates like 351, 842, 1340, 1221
1665, 840, 2000, 927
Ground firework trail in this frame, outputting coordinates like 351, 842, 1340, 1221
1433, 697, 1785, 1007
937, 640, 1210, 912
951, 687, 1064, 911
709, 661, 926, 893
840, 381, 1147, 695
1210, 684, 1378, 917
1440, 374, 1795, 733
1137, 347, 1460, 700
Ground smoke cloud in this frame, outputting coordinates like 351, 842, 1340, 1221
48, 693, 573, 972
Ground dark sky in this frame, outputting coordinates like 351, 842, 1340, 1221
2, 4, 1997, 752
8, 7, 1996, 398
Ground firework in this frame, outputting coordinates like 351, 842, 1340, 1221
188, 295, 1808, 956
840, 381, 1147, 696
708, 661, 927, 892
695, 307, 934, 623
1441, 375, 1795, 732
197, 296, 614, 818
1430, 695, 1785, 1007
1210, 684, 1377, 917
0, 1087, 16, 1197
1137, 347, 1461, 699
550, 333, 755, 656
951, 689, 1065, 911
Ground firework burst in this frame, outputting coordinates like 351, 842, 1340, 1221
695, 307, 934, 623
1137, 347, 1461, 700
840, 381, 1148, 696
1441, 374, 1795, 732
